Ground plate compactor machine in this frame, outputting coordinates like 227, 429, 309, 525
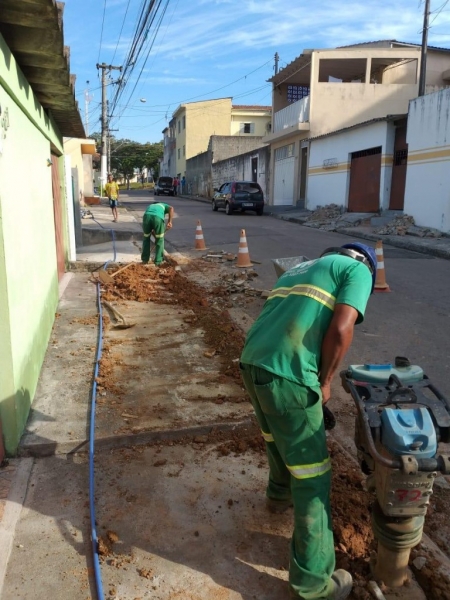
340, 357, 450, 588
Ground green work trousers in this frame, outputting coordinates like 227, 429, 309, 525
240, 363, 335, 599
141, 213, 165, 265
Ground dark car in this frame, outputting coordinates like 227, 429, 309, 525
154, 176, 175, 196
212, 181, 264, 215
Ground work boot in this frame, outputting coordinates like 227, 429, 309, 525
288, 570, 353, 599
265, 497, 293, 514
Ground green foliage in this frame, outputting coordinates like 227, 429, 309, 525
90, 132, 163, 181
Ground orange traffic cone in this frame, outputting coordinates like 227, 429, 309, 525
236, 229, 253, 268
194, 220, 207, 251
374, 240, 391, 292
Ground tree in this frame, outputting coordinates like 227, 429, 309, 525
89, 133, 163, 186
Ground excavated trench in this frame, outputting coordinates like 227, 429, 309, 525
93, 258, 450, 600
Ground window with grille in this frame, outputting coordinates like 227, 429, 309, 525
240, 122, 255, 134
275, 143, 295, 161
394, 149, 408, 166
351, 147, 381, 159
287, 85, 310, 103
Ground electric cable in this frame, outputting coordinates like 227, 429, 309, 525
97, 0, 108, 64
89, 221, 117, 600
111, 0, 132, 64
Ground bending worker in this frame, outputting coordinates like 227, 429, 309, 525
239, 243, 377, 600
141, 201, 174, 266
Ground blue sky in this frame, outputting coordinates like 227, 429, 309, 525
63, 0, 450, 144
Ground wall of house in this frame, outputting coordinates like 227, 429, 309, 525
181, 99, 232, 173
186, 136, 267, 197
0, 34, 65, 454
309, 49, 421, 138
230, 111, 271, 137
212, 146, 270, 199
404, 88, 450, 233
307, 121, 394, 210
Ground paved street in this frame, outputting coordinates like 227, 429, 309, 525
122, 190, 450, 399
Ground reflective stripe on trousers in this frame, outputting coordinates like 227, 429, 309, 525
260, 429, 331, 479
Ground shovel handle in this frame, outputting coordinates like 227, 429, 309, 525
111, 262, 134, 278
102, 300, 125, 322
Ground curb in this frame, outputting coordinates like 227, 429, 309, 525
0, 458, 34, 597
17, 419, 254, 458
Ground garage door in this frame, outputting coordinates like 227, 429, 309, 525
273, 156, 295, 205
348, 147, 381, 212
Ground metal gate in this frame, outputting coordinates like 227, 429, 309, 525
51, 156, 65, 280
348, 147, 381, 212
389, 126, 407, 210
273, 156, 295, 205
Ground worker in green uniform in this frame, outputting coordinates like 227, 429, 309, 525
141, 202, 174, 266
240, 243, 377, 600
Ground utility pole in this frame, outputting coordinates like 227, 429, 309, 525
84, 81, 93, 136
96, 62, 121, 195
274, 52, 279, 75
419, 0, 431, 97
107, 127, 119, 175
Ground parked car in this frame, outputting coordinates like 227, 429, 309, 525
154, 176, 175, 196
212, 181, 264, 215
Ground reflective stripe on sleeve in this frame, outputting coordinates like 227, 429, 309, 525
155, 233, 165, 239
261, 430, 274, 443
268, 284, 336, 311
287, 457, 331, 480
143, 233, 151, 238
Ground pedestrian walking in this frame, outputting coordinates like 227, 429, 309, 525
239, 243, 377, 600
105, 174, 120, 222
141, 202, 174, 266
181, 175, 186, 194
173, 176, 179, 196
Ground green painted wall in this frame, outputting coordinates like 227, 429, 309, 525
0, 34, 66, 454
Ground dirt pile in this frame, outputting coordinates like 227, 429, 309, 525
100, 261, 247, 382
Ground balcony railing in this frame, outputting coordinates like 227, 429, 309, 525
274, 96, 310, 133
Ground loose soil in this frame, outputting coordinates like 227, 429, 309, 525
93, 257, 449, 599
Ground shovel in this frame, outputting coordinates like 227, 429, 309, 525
102, 300, 136, 329
98, 262, 134, 285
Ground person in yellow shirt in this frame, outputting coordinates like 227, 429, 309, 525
105, 174, 120, 222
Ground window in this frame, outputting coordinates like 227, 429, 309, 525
183, 145, 185, 156
182, 115, 186, 129
287, 85, 310, 103
275, 143, 295, 161
178, 120, 181, 133
178, 148, 181, 159
240, 122, 255, 134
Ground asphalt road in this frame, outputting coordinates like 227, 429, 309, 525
121, 189, 450, 398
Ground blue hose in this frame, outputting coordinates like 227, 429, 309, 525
88, 224, 117, 599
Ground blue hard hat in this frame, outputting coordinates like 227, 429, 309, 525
341, 243, 377, 293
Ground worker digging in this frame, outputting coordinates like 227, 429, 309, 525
240, 243, 377, 600
141, 201, 174, 267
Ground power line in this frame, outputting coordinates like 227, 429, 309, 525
97, 0, 107, 64
111, 0, 132, 64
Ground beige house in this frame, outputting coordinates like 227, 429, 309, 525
264, 41, 450, 208
172, 98, 271, 177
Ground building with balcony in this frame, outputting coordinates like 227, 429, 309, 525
264, 41, 450, 210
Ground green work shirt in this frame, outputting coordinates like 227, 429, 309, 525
240, 254, 372, 387
144, 202, 171, 220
